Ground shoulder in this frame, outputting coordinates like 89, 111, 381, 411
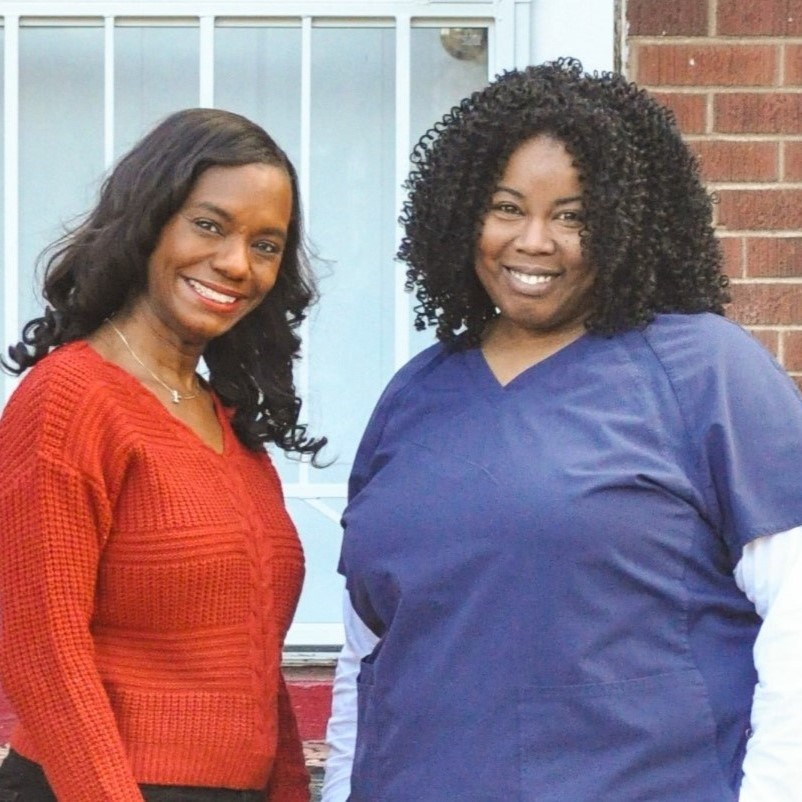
0, 342, 135, 465
347, 342, 451, 495
372, 341, 451, 414
637, 312, 788, 387
3, 341, 114, 417
14, 339, 98, 384
642, 312, 766, 357
632, 313, 802, 431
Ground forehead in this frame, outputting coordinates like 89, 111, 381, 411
499, 135, 581, 190
185, 163, 293, 218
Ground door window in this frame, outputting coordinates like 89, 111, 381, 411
0, 2, 517, 648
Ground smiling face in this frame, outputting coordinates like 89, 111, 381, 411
475, 135, 595, 348
140, 162, 293, 346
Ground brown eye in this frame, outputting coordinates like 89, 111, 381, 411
557, 210, 584, 226
492, 202, 522, 216
194, 218, 222, 235
253, 240, 281, 256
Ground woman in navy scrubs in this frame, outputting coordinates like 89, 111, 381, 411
323, 59, 802, 801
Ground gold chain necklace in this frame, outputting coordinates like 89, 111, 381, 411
106, 318, 201, 404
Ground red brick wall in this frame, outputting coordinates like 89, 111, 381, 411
626, 0, 802, 386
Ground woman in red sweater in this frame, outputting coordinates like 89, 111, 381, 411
0, 108, 325, 802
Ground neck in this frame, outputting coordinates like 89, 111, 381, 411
480, 319, 587, 385
103, 310, 203, 401
111, 305, 202, 385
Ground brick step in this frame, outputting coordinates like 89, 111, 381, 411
285, 667, 334, 742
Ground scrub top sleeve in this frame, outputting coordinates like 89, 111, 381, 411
652, 317, 802, 563
734, 527, 802, 801
707, 337, 802, 560
339, 397, 395, 578
321, 592, 380, 802
346, 400, 391, 504
346, 343, 445, 503
339, 380, 398, 578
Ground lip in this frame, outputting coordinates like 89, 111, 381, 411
504, 263, 560, 276
184, 277, 247, 310
504, 265, 561, 294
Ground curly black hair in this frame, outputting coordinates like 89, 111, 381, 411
3, 107, 325, 459
399, 57, 729, 346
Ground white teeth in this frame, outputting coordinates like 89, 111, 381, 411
187, 279, 237, 304
509, 269, 554, 285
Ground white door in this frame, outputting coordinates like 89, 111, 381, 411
0, 0, 615, 651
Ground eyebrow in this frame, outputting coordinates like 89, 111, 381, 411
493, 185, 583, 206
193, 201, 288, 241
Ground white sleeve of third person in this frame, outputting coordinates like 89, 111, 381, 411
321, 590, 380, 802
735, 526, 802, 802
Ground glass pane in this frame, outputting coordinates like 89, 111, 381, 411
216, 24, 305, 483
274, 26, 397, 487
410, 26, 489, 145
114, 25, 200, 158
18, 25, 104, 329
408, 25, 489, 353
215, 25, 302, 168
288, 498, 347, 625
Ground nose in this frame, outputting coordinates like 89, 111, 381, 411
212, 235, 250, 278
515, 217, 556, 254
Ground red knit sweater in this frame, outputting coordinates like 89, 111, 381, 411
0, 342, 310, 802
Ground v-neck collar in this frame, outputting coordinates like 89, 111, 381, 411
466, 332, 594, 394
74, 341, 232, 457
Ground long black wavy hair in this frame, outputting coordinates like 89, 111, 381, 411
4, 107, 325, 458
399, 57, 729, 346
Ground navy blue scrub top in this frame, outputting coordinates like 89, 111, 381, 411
339, 313, 802, 802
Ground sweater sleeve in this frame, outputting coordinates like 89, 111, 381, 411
264, 672, 310, 802
0, 457, 146, 801
0, 389, 145, 801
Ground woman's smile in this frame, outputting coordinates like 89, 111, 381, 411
184, 277, 243, 306
475, 134, 594, 346
504, 265, 560, 291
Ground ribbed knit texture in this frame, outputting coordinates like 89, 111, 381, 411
0, 341, 310, 802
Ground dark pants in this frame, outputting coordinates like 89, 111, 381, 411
0, 750, 264, 802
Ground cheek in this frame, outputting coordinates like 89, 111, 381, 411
564, 240, 591, 276
254, 264, 282, 299
476, 226, 503, 264
146, 235, 183, 280
145, 252, 167, 292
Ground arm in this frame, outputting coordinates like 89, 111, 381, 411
320, 592, 380, 802
265, 673, 310, 802
734, 526, 802, 802
0, 452, 144, 801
